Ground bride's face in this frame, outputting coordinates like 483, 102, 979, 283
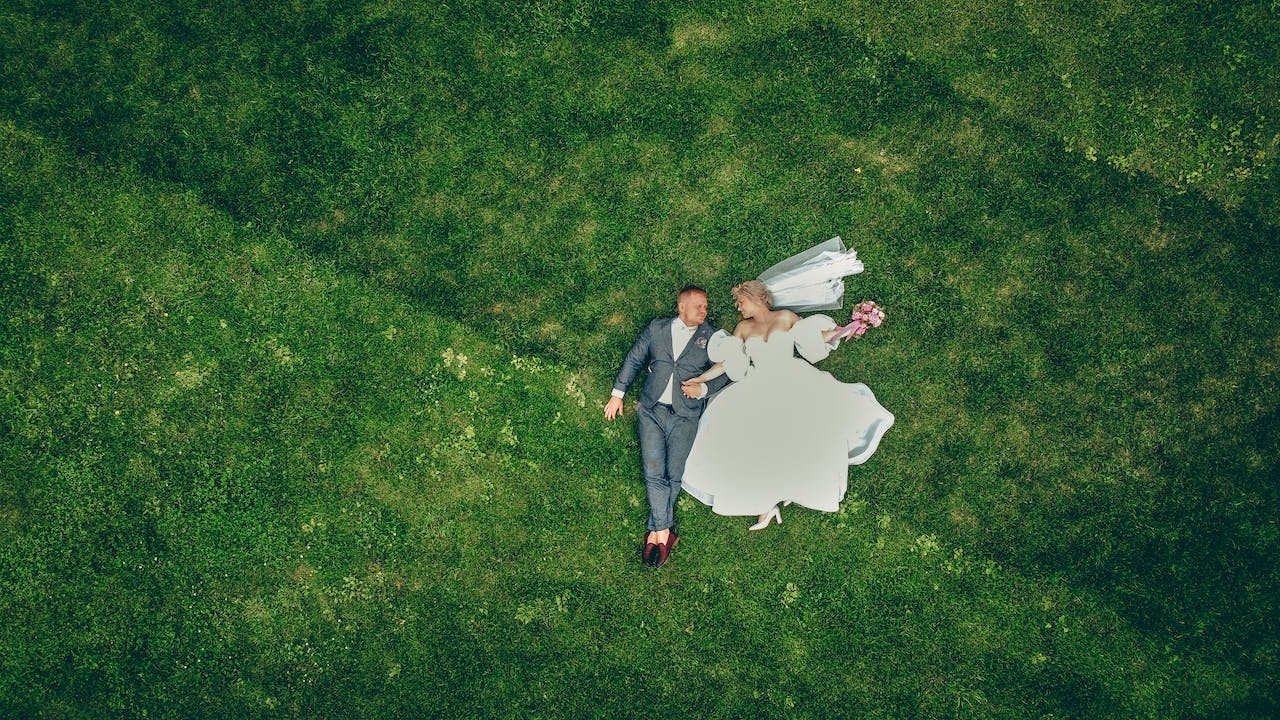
736, 295, 763, 318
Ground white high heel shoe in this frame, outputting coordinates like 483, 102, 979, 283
749, 505, 782, 531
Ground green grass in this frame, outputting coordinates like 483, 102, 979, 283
2, 1, 1277, 717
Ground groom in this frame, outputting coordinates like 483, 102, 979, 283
604, 286, 729, 568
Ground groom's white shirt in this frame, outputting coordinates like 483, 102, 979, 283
611, 318, 708, 404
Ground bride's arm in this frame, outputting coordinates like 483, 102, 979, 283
794, 314, 842, 362
684, 363, 726, 385
686, 326, 750, 397
681, 363, 725, 398
683, 361, 734, 399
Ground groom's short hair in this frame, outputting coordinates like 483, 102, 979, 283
679, 285, 707, 298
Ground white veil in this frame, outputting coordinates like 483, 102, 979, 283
757, 236, 864, 312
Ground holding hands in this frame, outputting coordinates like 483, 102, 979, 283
681, 362, 726, 398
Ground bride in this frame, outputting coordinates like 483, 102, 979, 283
678, 278, 894, 530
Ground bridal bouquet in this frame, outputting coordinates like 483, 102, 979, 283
832, 300, 886, 340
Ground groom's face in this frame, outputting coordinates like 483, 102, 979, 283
677, 291, 708, 327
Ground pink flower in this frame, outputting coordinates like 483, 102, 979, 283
840, 300, 886, 339
833, 300, 886, 340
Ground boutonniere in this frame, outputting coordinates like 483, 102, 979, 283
695, 336, 708, 349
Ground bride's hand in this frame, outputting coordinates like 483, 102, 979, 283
680, 379, 704, 398
826, 322, 862, 342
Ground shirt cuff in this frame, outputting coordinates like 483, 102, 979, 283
611, 388, 626, 399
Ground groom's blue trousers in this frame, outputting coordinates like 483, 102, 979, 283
636, 402, 698, 532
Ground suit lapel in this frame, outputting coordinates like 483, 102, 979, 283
661, 318, 676, 362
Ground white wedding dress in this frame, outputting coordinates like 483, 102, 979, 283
681, 316, 894, 516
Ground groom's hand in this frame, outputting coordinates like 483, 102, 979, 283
604, 396, 624, 420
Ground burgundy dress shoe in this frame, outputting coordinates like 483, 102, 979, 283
642, 540, 659, 567
654, 529, 679, 568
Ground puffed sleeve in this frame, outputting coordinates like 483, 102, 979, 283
793, 314, 840, 363
707, 330, 750, 381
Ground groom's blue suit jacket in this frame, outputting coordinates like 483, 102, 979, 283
612, 317, 730, 418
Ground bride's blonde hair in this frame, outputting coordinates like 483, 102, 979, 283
731, 280, 773, 308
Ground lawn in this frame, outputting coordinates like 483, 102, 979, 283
2, 1, 1277, 717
